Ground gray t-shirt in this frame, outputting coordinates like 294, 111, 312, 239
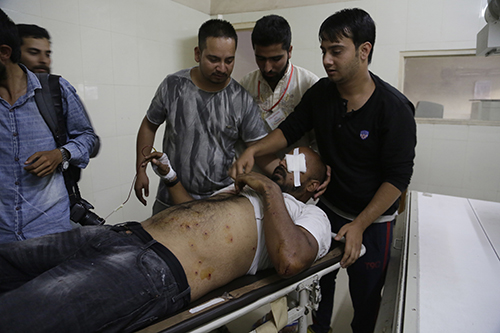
147, 68, 268, 205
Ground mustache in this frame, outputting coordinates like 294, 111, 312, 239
273, 165, 287, 177
32, 65, 50, 72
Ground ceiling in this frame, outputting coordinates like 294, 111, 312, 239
172, 0, 353, 15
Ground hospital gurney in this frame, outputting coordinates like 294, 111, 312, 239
138, 238, 366, 333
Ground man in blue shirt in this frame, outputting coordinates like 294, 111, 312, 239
0, 9, 99, 243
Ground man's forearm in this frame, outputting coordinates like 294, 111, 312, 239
259, 180, 317, 277
352, 182, 402, 230
245, 139, 280, 175
231, 129, 289, 178
250, 129, 288, 157
136, 117, 158, 171
233, 172, 317, 277
63, 79, 98, 167
254, 154, 280, 176
166, 178, 194, 205
335, 182, 402, 267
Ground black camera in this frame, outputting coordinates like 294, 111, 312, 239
70, 198, 105, 226
64, 167, 105, 226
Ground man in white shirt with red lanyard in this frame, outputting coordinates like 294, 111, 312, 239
240, 15, 319, 158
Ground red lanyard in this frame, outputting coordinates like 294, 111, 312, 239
258, 64, 294, 112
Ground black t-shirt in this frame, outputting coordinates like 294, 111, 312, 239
279, 72, 416, 216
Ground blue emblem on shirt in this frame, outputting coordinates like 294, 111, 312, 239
360, 130, 369, 140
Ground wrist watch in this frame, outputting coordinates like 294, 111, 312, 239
59, 147, 70, 171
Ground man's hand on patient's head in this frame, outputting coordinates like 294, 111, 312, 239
313, 165, 331, 200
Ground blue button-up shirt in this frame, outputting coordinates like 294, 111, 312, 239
0, 65, 98, 243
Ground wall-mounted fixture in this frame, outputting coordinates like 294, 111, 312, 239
477, 0, 500, 56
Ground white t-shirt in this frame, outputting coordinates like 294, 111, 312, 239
213, 185, 331, 275
239, 63, 319, 159
240, 63, 319, 132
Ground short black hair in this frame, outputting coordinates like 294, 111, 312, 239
0, 9, 21, 63
198, 19, 237, 51
251, 15, 291, 51
17, 24, 51, 45
319, 8, 376, 63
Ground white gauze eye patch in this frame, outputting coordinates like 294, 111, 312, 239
285, 148, 307, 187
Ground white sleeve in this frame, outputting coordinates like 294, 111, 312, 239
293, 204, 332, 260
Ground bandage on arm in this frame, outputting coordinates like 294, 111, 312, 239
285, 148, 306, 187
152, 153, 177, 182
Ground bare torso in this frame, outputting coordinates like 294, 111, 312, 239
141, 193, 258, 301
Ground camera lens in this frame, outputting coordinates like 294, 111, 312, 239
70, 201, 105, 226
81, 211, 105, 226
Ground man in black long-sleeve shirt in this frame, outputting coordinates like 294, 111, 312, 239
230, 8, 416, 333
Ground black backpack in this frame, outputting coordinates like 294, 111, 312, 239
34, 73, 104, 225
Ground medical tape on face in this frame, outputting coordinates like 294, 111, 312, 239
285, 148, 306, 187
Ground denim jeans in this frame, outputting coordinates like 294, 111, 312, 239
0, 225, 190, 332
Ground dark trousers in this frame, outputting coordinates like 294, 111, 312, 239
0, 225, 190, 333
311, 201, 394, 333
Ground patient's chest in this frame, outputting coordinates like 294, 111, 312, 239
143, 194, 258, 300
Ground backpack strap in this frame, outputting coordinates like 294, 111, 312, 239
34, 73, 67, 147
48, 74, 67, 146
34, 72, 82, 185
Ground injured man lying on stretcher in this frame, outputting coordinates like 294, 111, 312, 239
0, 147, 331, 333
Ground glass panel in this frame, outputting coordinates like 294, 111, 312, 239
403, 54, 500, 120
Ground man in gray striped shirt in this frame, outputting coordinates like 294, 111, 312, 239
135, 19, 275, 214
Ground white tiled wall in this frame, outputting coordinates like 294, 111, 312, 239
2, 0, 209, 223
2, 0, 498, 227
223, 0, 487, 87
